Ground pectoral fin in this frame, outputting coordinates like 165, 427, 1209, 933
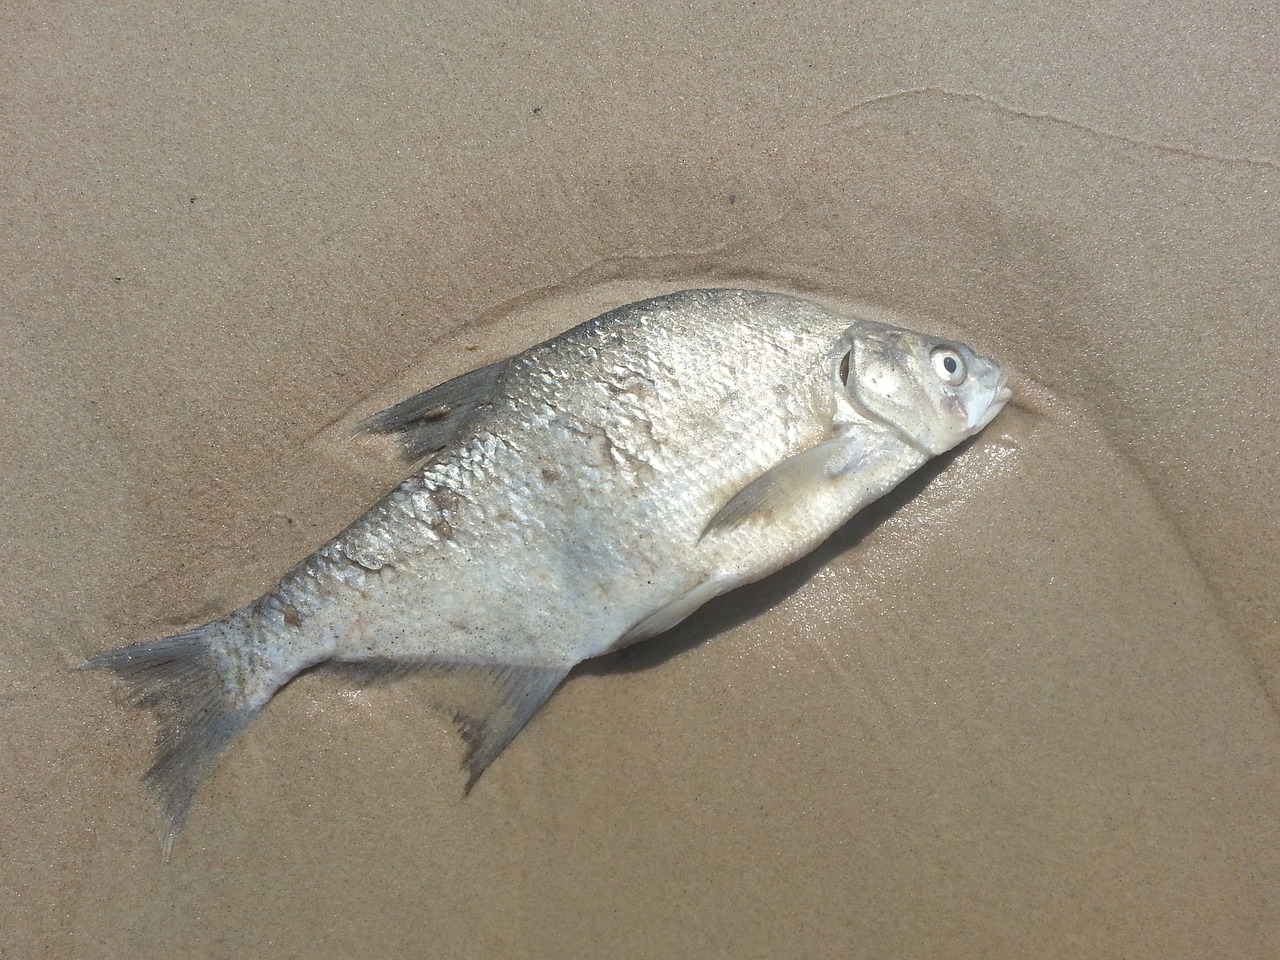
358, 358, 510, 461
700, 434, 869, 538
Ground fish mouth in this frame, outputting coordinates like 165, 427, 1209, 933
990, 367, 1012, 405
973, 373, 1012, 432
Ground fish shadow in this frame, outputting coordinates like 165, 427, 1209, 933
579, 440, 968, 678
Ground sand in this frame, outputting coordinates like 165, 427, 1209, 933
3, 2, 1277, 957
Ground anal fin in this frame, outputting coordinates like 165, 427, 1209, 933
329, 657, 569, 789
331, 658, 571, 790
447, 663, 570, 791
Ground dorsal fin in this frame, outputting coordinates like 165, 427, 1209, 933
358, 358, 510, 461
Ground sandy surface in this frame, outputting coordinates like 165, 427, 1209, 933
4, 2, 1277, 957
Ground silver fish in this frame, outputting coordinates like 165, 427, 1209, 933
84, 288, 1011, 849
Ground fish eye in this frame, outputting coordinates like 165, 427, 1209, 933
931, 346, 967, 386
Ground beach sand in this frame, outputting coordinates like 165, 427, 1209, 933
4, 3, 1277, 957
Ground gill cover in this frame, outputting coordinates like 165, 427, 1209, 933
841, 320, 1009, 455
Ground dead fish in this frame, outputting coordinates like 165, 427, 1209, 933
84, 288, 1011, 850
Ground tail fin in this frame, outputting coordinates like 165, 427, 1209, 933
82, 626, 256, 853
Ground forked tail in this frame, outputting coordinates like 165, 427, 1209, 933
82, 623, 258, 853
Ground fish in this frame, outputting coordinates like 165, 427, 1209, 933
83, 287, 1011, 850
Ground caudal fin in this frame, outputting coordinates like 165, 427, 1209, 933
82, 627, 255, 852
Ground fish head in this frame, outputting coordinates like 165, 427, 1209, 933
840, 320, 1011, 455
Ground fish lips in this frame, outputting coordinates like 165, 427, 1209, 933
970, 370, 1012, 434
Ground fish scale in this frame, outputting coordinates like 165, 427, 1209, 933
83, 287, 1010, 851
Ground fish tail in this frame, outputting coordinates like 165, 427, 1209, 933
82, 617, 262, 852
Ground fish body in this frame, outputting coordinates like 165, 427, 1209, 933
85, 288, 1010, 848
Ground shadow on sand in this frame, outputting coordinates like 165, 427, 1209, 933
578, 439, 969, 678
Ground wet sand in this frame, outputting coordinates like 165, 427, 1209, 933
4, 3, 1277, 957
